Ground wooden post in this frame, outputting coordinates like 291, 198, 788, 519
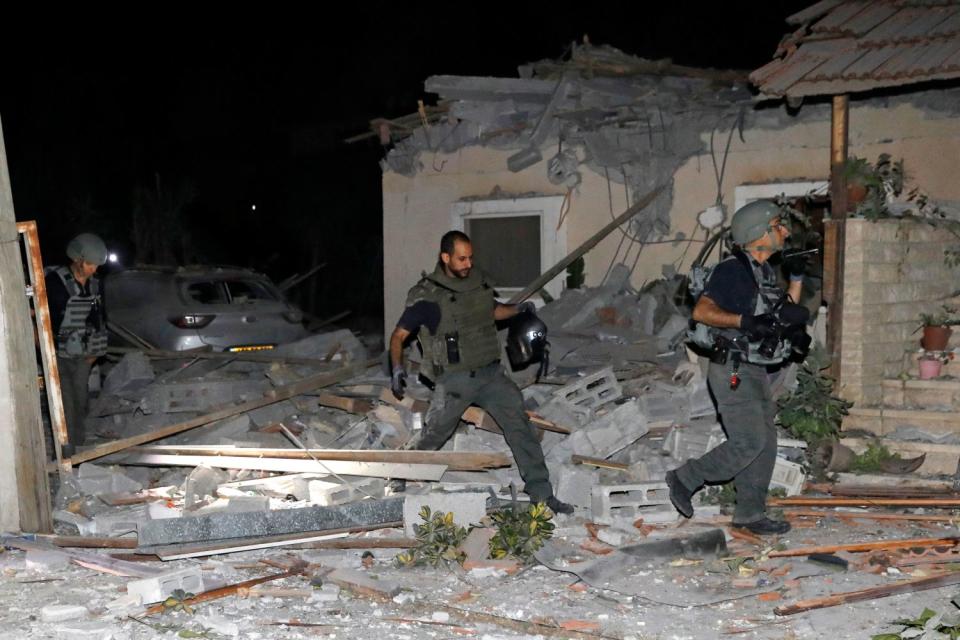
0, 117, 52, 532
826, 95, 849, 384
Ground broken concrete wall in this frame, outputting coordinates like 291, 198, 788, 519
382, 76, 960, 342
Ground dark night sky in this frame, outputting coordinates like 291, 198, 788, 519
0, 3, 810, 332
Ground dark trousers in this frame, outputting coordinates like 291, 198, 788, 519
57, 356, 92, 447
414, 363, 553, 500
674, 360, 777, 524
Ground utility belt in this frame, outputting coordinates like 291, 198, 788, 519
420, 359, 500, 390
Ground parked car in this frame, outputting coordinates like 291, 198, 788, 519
103, 266, 310, 352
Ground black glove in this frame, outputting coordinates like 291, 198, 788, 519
783, 253, 809, 278
740, 313, 778, 339
516, 301, 537, 315
391, 367, 407, 400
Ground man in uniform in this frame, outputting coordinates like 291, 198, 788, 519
389, 230, 573, 515
666, 200, 805, 535
46, 232, 109, 448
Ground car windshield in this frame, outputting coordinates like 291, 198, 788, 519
183, 279, 278, 304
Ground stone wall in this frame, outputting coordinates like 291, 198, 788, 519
840, 218, 958, 406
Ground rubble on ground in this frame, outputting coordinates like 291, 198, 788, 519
12, 275, 959, 638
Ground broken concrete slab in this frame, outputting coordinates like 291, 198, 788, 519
26, 548, 71, 571
55, 621, 123, 639
138, 497, 404, 548
662, 421, 724, 462
273, 328, 367, 365
553, 463, 597, 509
403, 492, 488, 537
76, 463, 143, 496
457, 526, 495, 563
545, 399, 648, 463
770, 457, 805, 497
188, 496, 272, 518
92, 506, 146, 537
101, 351, 155, 397
183, 465, 231, 509
40, 604, 89, 623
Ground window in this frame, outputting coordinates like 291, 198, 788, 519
225, 280, 275, 303
451, 195, 567, 298
185, 281, 227, 304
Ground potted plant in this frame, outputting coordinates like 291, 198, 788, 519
842, 154, 904, 219
916, 305, 959, 351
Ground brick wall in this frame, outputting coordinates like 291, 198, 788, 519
840, 219, 958, 406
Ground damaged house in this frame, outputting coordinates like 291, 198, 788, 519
6, 2, 960, 638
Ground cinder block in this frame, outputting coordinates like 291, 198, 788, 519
552, 367, 623, 409
769, 458, 805, 497
126, 566, 204, 604
662, 422, 724, 462
545, 400, 649, 463
403, 492, 488, 537
591, 482, 671, 524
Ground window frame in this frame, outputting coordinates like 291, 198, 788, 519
450, 195, 567, 299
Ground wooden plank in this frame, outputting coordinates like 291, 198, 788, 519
291, 537, 415, 550
571, 455, 630, 471
507, 183, 668, 303
130, 446, 511, 471
774, 571, 960, 616
770, 497, 960, 507
17, 222, 69, 474
785, 509, 960, 523
143, 570, 299, 616
315, 393, 374, 415
69, 360, 372, 465
120, 453, 448, 480
462, 406, 571, 435
150, 522, 402, 560
42, 535, 138, 549
768, 536, 960, 558
109, 345, 336, 368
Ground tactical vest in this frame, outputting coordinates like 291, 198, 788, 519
687, 251, 792, 366
407, 265, 501, 381
52, 266, 108, 359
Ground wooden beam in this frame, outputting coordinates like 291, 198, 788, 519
0, 119, 52, 533
128, 446, 511, 471
826, 94, 849, 384
774, 571, 960, 616
785, 509, 960, 523
119, 453, 447, 480
462, 406, 571, 435
108, 346, 338, 368
315, 393, 374, 415
768, 536, 960, 558
770, 497, 960, 507
571, 455, 630, 471
68, 361, 372, 465
41, 535, 138, 549
508, 183, 668, 303
143, 570, 300, 616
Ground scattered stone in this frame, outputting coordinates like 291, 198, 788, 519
54, 621, 119, 640
76, 464, 143, 496
311, 582, 341, 602
25, 549, 70, 571
41, 604, 88, 623
196, 613, 240, 637
126, 566, 204, 605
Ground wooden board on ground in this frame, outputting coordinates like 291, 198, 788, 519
67, 361, 373, 466
119, 453, 448, 480
129, 445, 511, 471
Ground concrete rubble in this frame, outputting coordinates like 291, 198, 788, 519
14, 276, 955, 639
